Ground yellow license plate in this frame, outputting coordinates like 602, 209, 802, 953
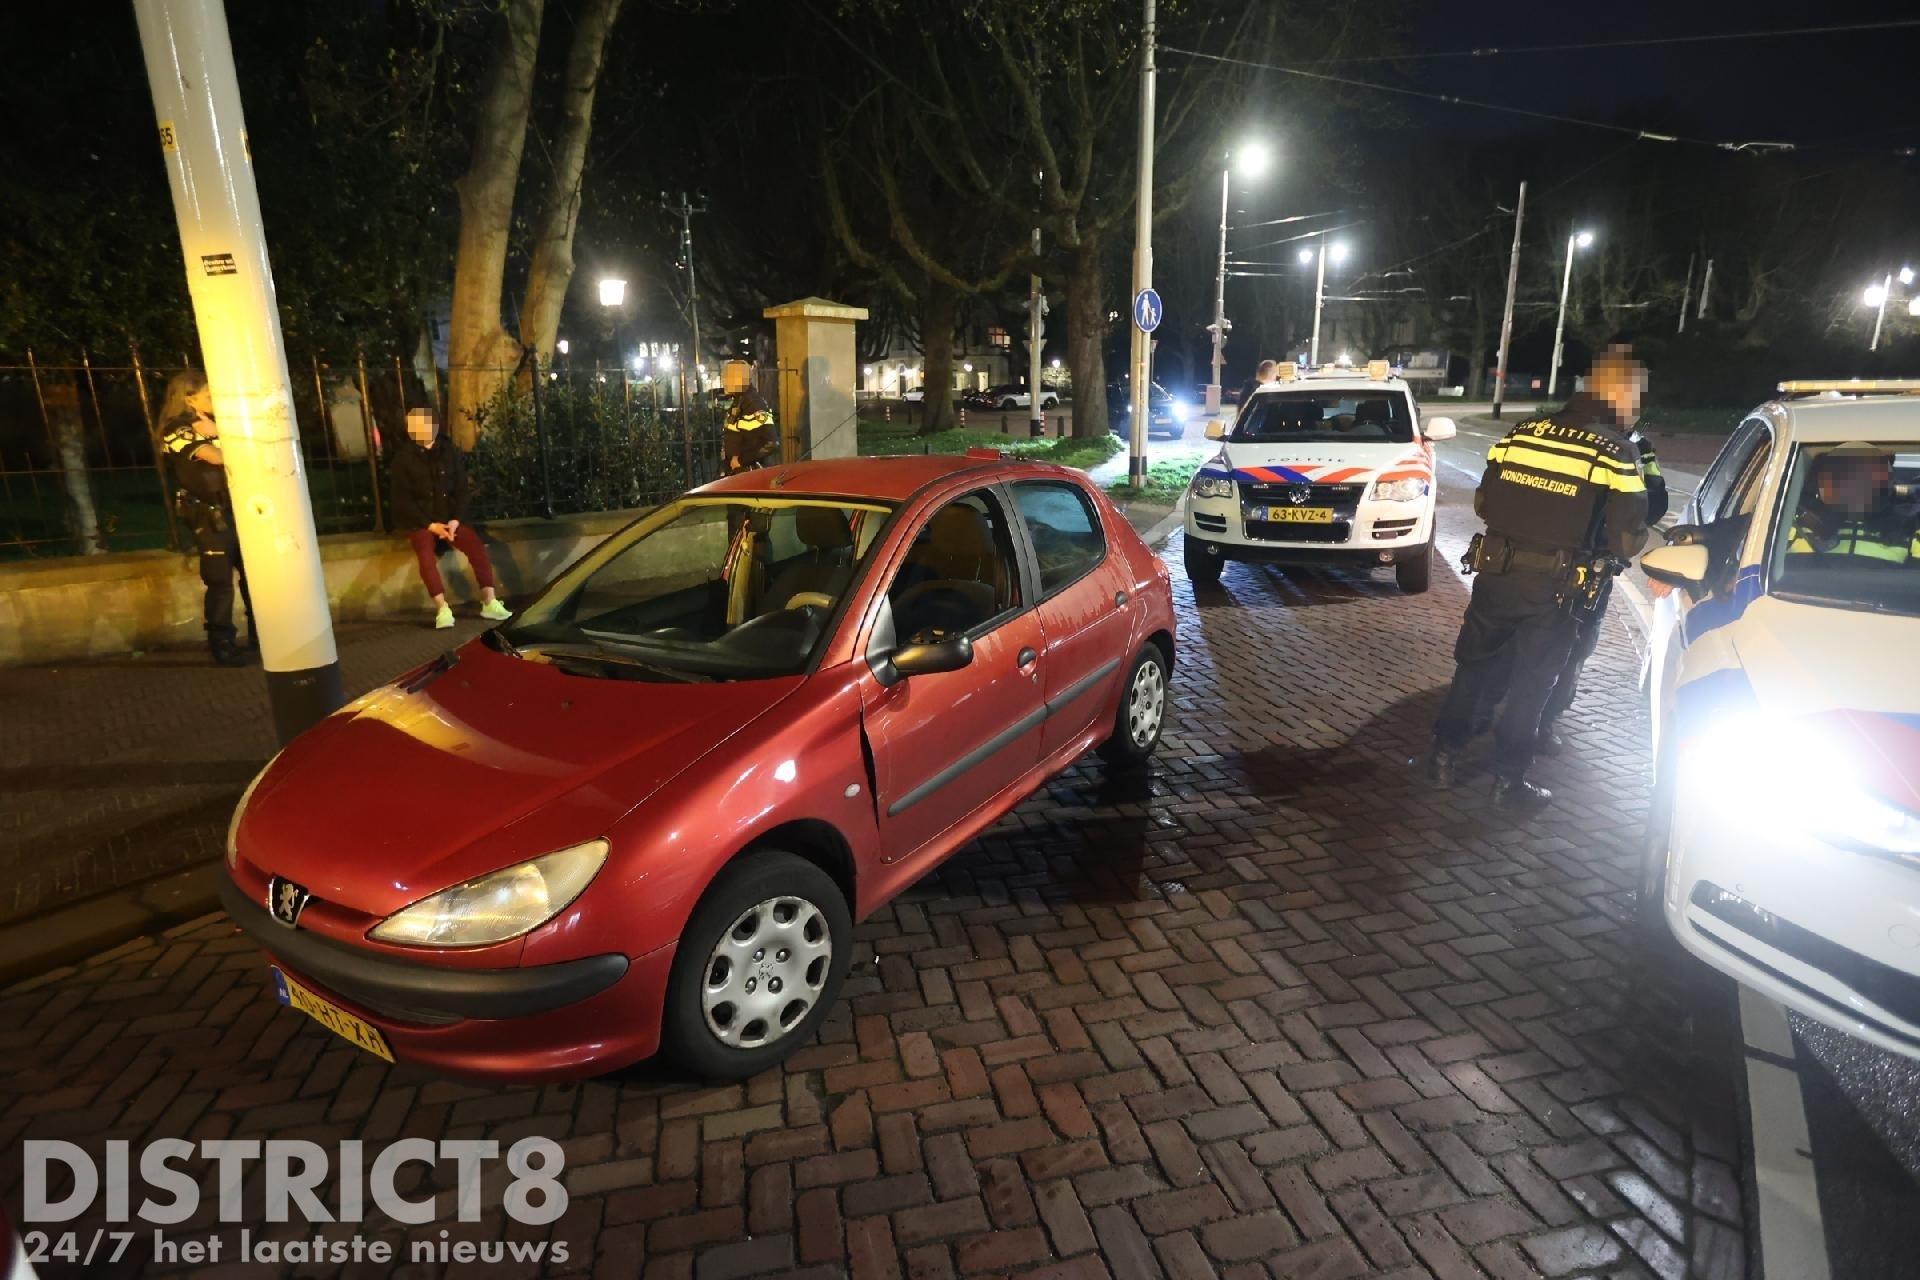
1249, 505, 1334, 523
272, 967, 395, 1061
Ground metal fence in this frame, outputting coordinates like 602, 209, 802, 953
0, 351, 794, 560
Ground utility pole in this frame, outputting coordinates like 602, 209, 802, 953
1490, 180, 1526, 420
135, 0, 342, 743
1548, 229, 1593, 399
1697, 257, 1714, 321
1309, 236, 1328, 367
1128, 0, 1157, 485
1677, 252, 1695, 334
662, 191, 708, 394
1871, 270, 1894, 352
1028, 222, 1046, 438
1207, 162, 1230, 414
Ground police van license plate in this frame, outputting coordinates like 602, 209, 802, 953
1246, 505, 1333, 523
271, 967, 394, 1061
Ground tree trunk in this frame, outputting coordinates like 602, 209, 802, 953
447, 0, 545, 449
917, 280, 959, 436
44, 373, 102, 554
1066, 234, 1108, 439
518, 0, 624, 364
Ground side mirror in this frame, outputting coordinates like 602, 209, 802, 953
1423, 416, 1457, 441
1641, 543, 1711, 593
875, 635, 974, 686
1204, 420, 1226, 441
1662, 522, 1707, 547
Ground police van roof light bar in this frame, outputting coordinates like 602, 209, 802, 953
1777, 379, 1920, 397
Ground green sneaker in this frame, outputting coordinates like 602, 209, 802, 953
433, 604, 455, 630
480, 598, 513, 622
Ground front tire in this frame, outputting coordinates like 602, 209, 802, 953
1098, 643, 1171, 766
663, 850, 852, 1080
1396, 535, 1434, 594
1184, 537, 1224, 586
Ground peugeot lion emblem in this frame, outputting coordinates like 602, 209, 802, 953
268, 877, 311, 928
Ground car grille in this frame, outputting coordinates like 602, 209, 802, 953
1193, 512, 1227, 533
1242, 481, 1363, 544
1245, 519, 1352, 543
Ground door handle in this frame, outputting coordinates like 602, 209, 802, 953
1114, 590, 1130, 607
1017, 647, 1037, 667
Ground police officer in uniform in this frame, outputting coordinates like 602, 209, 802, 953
1428, 345, 1650, 804
1786, 441, 1918, 561
722, 385, 779, 474
158, 369, 255, 666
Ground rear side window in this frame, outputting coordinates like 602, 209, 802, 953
1011, 481, 1107, 597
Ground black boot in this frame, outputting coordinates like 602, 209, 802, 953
1491, 775, 1552, 808
1425, 746, 1457, 790
1535, 725, 1565, 756
209, 636, 249, 667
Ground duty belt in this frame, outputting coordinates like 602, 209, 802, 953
1461, 531, 1571, 576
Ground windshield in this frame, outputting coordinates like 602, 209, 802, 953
1769, 442, 1920, 617
502, 497, 893, 680
1230, 390, 1413, 444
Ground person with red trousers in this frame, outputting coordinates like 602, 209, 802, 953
390, 407, 511, 628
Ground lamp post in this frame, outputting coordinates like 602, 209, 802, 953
1303, 236, 1348, 368
600, 276, 628, 407
1863, 266, 1913, 351
1547, 230, 1594, 399
1206, 139, 1272, 414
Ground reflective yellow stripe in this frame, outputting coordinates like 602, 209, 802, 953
1588, 463, 1646, 493
1497, 442, 1600, 484
1641, 455, 1662, 477
1790, 523, 1911, 560
1513, 434, 1605, 463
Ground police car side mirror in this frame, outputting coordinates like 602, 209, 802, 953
1204, 421, 1226, 441
1662, 522, 1707, 547
1642, 543, 1710, 594
1423, 416, 1458, 441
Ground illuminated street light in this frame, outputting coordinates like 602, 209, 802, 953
1306, 235, 1352, 365
1329, 241, 1350, 264
598, 278, 626, 308
1864, 283, 1888, 308
1902, 266, 1915, 286
1208, 136, 1277, 411
1050, 358, 1062, 369
1548, 229, 1597, 397
1910, 298, 1920, 318
556, 338, 569, 356
1297, 247, 1314, 265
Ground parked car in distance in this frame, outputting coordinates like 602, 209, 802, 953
1107, 381, 1189, 441
974, 384, 1060, 411
221, 454, 1177, 1083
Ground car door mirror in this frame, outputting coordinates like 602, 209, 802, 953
874, 635, 974, 686
1423, 416, 1457, 441
1642, 543, 1711, 595
1204, 420, 1226, 441
1662, 522, 1707, 546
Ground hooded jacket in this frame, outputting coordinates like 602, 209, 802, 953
389, 435, 471, 532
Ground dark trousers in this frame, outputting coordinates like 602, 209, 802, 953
407, 525, 496, 599
1478, 577, 1612, 732
192, 505, 253, 643
1432, 570, 1578, 778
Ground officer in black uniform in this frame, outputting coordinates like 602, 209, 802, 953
158, 369, 255, 665
722, 386, 779, 474
1428, 345, 1650, 805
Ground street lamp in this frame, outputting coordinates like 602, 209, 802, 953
600, 277, 630, 405
1547, 230, 1595, 398
1207, 139, 1275, 413
1306, 236, 1351, 367
597, 278, 626, 308
1862, 269, 1916, 351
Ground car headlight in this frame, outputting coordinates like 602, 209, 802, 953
1191, 474, 1234, 500
1169, 400, 1190, 422
226, 753, 281, 870
368, 840, 610, 947
1683, 716, 1920, 855
1372, 478, 1429, 503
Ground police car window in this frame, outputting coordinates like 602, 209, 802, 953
1231, 391, 1413, 444
1768, 442, 1920, 618
1010, 481, 1106, 598
1722, 432, 1773, 521
1694, 420, 1764, 520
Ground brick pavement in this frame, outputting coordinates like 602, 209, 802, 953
0, 529, 1748, 1279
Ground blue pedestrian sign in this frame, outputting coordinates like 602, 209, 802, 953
1132, 288, 1163, 333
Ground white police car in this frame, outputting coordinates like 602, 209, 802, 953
1641, 381, 1920, 1058
1182, 362, 1456, 592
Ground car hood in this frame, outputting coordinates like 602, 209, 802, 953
1726, 595, 1920, 812
1208, 440, 1432, 487
238, 639, 802, 916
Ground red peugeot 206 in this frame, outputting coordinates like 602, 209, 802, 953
221, 453, 1176, 1082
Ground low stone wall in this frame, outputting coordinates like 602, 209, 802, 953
0, 508, 647, 667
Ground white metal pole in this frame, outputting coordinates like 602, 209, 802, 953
1490, 180, 1526, 420
1871, 271, 1893, 352
1677, 252, 1694, 335
1697, 257, 1714, 320
1207, 162, 1229, 414
1029, 224, 1044, 437
1128, 0, 1156, 484
134, 0, 343, 742
1548, 233, 1576, 399
1309, 238, 1327, 367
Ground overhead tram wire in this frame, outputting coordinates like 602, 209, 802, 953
1290, 18, 1920, 66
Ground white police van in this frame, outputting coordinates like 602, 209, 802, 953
1183, 362, 1456, 592
1641, 381, 1920, 1058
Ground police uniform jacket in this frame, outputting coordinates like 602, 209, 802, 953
724, 390, 778, 471
161, 410, 228, 505
389, 436, 472, 532
1478, 392, 1649, 561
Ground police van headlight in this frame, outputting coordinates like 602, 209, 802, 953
1372, 478, 1429, 503
1684, 716, 1920, 855
1191, 474, 1234, 500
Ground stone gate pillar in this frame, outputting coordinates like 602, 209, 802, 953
763, 297, 868, 462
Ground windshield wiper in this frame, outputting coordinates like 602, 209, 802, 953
483, 628, 522, 658
525, 642, 710, 683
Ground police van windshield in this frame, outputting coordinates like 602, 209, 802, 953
1230, 390, 1414, 444
1768, 442, 1920, 617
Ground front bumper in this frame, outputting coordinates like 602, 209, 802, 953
220, 873, 675, 1082
1665, 804, 1920, 1058
1186, 494, 1431, 564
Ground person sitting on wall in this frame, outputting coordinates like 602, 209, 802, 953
390, 407, 511, 629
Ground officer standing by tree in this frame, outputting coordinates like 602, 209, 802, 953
1428, 345, 1651, 805
158, 369, 255, 666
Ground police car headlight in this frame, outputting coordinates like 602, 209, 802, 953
1373, 478, 1429, 503
1683, 717, 1920, 855
368, 840, 609, 947
1191, 474, 1234, 500
226, 753, 281, 870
